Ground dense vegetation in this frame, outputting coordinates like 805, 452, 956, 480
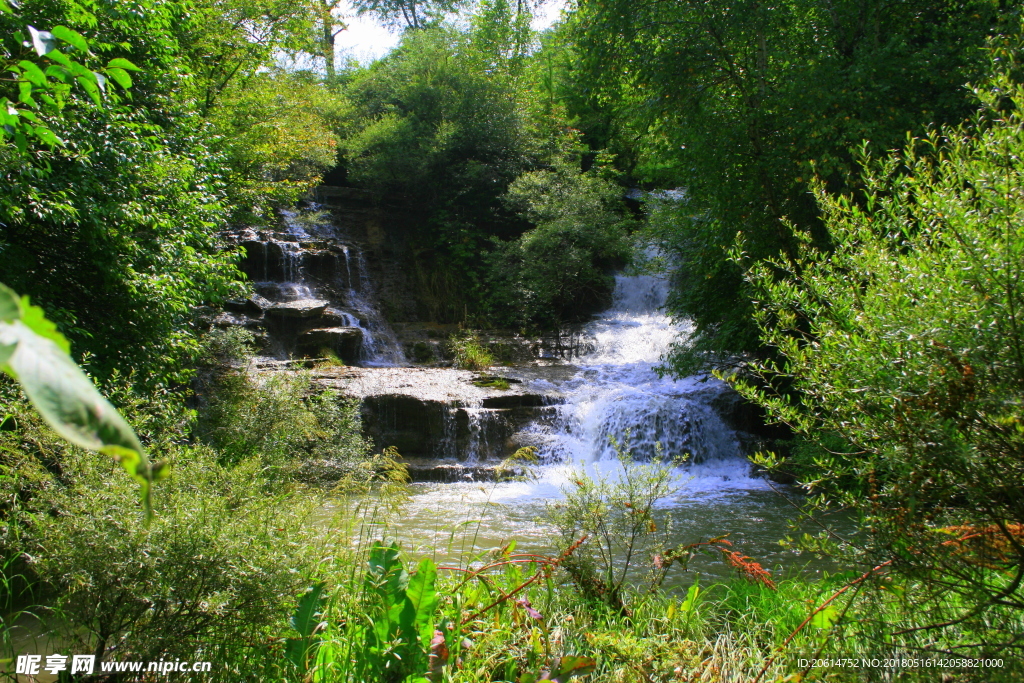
2, 0, 1024, 679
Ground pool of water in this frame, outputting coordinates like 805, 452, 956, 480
315, 461, 852, 587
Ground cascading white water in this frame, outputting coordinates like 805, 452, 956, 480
274, 209, 406, 366
517, 272, 767, 494
380, 272, 792, 577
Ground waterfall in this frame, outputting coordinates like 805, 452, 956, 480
230, 208, 406, 366
525, 272, 764, 489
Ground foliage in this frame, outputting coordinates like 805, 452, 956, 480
0, 391, 318, 670
546, 440, 688, 610
352, 0, 469, 31
338, 23, 545, 324
194, 329, 387, 483
0, 284, 162, 514
205, 68, 347, 224
448, 330, 494, 370
732, 42, 1024, 643
177, 0, 319, 114
567, 0, 1010, 368
0, 0, 139, 151
489, 158, 634, 329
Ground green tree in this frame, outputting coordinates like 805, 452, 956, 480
734, 43, 1024, 641
567, 0, 1010, 371
352, 0, 468, 30
338, 23, 539, 321
0, 0, 243, 388
491, 154, 633, 329
205, 68, 346, 225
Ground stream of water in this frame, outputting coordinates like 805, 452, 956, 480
322, 273, 843, 585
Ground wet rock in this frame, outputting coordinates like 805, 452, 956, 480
265, 299, 330, 318
481, 394, 545, 409
321, 307, 361, 327
354, 387, 561, 462
249, 293, 273, 312
211, 311, 263, 330
295, 327, 363, 362
402, 460, 504, 482
224, 293, 271, 316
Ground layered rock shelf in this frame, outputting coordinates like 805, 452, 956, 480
310, 366, 563, 474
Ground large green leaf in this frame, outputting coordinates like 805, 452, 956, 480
402, 557, 439, 648
50, 25, 89, 54
0, 284, 164, 517
106, 57, 141, 71
291, 583, 327, 638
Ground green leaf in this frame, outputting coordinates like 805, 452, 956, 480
810, 605, 838, 630
0, 286, 18, 321
0, 284, 160, 518
17, 81, 35, 108
75, 74, 101, 105
26, 26, 57, 57
680, 580, 700, 614
312, 641, 337, 683
106, 67, 131, 90
107, 57, 141, 71
11, 287, 69, 353
45, 50, 72, 69
45, 65, 69, 82
290, 583, 327, 638
403, 557, 439, 648
51, 25, 89, 53
17, 60, 47, 87
31, 125, 61, 147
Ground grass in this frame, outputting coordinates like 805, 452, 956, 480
450, 331, 496, 370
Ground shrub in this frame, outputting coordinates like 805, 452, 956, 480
733, 39, 1024, 644
448, 331, 495, 370
194, 330, 382, 482
0, 396, 316, 668
489, 160, 634, 330
546, 440, 686, 610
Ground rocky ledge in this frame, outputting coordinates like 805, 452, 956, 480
308, 365, 563, 462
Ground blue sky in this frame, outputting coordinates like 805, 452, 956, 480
335, 0, 568, 64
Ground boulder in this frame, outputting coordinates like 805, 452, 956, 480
265, 299, 330, 318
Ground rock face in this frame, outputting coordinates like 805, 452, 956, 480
311, 366, 562, 465
266, 300, 331, 317
216, 209, 405, 365
296, 327, 363, 359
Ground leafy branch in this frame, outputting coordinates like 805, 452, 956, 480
0, 284, 166, 518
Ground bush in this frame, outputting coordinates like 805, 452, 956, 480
194, 330, 383, 482
0, 394, 316, 668
547, 441, 685, 610
448, 330, 495, 370
734, 39, 1024, 645
489, 160, 634, 329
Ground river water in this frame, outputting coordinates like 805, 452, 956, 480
321, 273, 844, 585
